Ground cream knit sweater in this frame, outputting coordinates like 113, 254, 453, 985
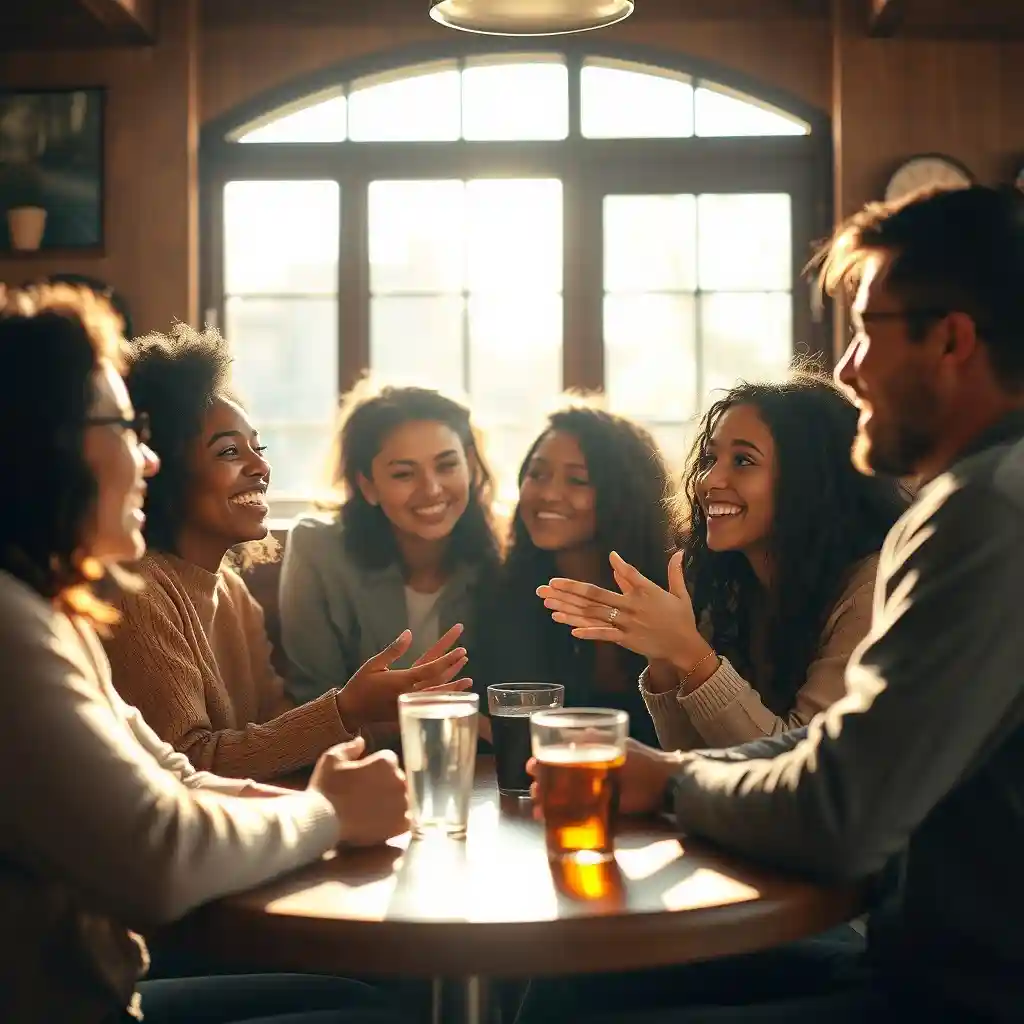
0, 570, 339, 1023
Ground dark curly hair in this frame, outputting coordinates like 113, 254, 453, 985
327, 382, 500, 572
504, 405, 673, 593
674, 372, 907, 715
124, 323, 234, 554
0, 284, 127, 622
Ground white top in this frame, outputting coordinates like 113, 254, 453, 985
0, 570, 341, 1019
404, 585, 444, 660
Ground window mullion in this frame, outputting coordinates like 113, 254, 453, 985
339, 174, 369, 394
563, 168, 603, 393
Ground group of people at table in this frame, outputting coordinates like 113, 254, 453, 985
1, 182, 1021, 1023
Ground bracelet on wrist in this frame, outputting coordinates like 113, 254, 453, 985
680, 647, 718, 685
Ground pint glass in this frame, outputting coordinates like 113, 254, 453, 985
487, 683, 564, 796
530, 708, 628, 860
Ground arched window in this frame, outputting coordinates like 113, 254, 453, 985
202, 44, 828, 508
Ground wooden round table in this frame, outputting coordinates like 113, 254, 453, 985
179, 758, 860, 1024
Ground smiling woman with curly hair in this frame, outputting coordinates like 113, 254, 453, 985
104, 323, 471, 783
539, 371, 908, 750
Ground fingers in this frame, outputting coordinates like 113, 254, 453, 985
411, 623, 464, 667
331, 735, 366, 761
667, 550, 686, 599
401, 647, 468, 685
360, 747, 400, 769
361, 630, 413, 671
550, 610, 619, 632
540, 588, 630, 626
609, 551, 653, 590
417, 677, 473, 693
570, 627, 624, 644
538, 578, 630, 610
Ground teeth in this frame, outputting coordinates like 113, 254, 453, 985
414, 503, 447, 516
230, 491, 267, 507
536, 511, 568, 520
707, 503, 743, 518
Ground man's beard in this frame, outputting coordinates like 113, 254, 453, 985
851, 385, 939, 478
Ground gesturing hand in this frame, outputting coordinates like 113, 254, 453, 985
308, 736, 410, 846
537, 551, 706, 672
336, 624, 471, 730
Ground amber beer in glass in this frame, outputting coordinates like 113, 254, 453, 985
530, 708, 628, 861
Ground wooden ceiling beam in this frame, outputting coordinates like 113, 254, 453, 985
78, 0, 158, 43
867, 0, 904, 37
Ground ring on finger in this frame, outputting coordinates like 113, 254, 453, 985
607, 607, 620, 624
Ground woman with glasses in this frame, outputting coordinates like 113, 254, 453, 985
0, 284, 407, 1023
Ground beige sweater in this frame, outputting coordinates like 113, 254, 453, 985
641, 555, 878, 750
0, 570, 339, 1024
106, 552, 353, 781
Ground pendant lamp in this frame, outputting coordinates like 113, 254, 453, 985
429, 0, 634, 36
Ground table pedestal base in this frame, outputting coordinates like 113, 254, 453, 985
432, 975, 491, 1024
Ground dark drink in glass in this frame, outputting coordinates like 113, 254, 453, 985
487, 683, 564, 796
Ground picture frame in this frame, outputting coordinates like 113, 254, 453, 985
0, 87, 105, 252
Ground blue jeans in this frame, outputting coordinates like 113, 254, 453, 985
135, 974, 401, 1024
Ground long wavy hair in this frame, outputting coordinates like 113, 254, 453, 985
327, 382, 501, 573
0, 284, 129, 625
674, 373, 907, 714
503, 405, 673, 595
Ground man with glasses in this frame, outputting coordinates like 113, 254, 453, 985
519, 185, 1024, 1022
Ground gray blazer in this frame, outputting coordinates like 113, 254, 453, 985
279, 515, 483, 705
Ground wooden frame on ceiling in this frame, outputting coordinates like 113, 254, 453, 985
79, 0, 158, 43
867, 0, 904, 37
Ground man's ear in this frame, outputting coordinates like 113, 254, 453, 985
941, 311, 980, 365
357, 472, 378, 506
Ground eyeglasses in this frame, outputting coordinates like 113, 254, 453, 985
848, 308, 950, 340
86, 411, 151, 445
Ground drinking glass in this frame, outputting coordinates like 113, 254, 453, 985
531, 707, 628, 861
487, 682, 565, 796
398, 691, 479, 839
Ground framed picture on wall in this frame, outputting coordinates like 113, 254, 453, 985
0, 87, 104, 252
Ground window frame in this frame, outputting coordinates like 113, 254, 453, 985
201, 40, 832, 485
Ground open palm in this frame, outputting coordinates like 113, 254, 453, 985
537, 551, 702, 667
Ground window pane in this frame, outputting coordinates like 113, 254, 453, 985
695, 85, 808, 137
224, 296, 338, 496
697, 193, 791, 291
581, 60, 694, 139
462, 58, 568, 141
701, 292, 793, 397
467, 179, 562, 292
604, 293, 697, 423
224, 180, 339, 295
234, 93, 346, 143
604, 195, 696, 292
369, 180, 466, 294
370, 295, 465, 392
349, 62, 461, 142
469, 292, 562, 501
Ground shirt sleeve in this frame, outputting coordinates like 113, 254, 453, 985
278, 520, 359, 705
664, 475, 1024, 881
642, 572, 873, 748
106, 581, 352, 781
0, 598, 339, 932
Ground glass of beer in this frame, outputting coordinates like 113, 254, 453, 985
398, 691, 479, 840
531, 708, 628, 861
487, 683, 564, 796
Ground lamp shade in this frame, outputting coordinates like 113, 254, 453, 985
429, 0, 634, 35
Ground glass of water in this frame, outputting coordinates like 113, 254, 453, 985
398, 691, 479, 839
